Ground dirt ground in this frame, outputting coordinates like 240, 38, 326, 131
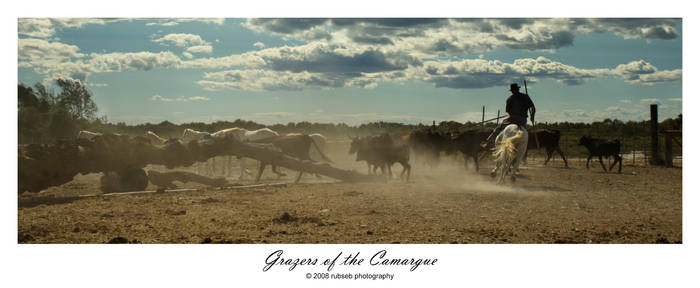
18, 140, 682, 244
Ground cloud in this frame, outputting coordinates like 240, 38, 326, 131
188, 96, 210, 101
614, 60, 682, 85
242, 18, 680, 57
18, 18, 124, 38
640, 98, 661, 104
146, 21, 178, 27
182, 52, 193, 59
143, 18, 225, 27
153, 33, 209, 47
198, 70, 345, 91
18, 38, 85, 60
575, 18, 680, 40
186, 45, 213, 54
420, 56, 609, 89
151, 94, 210, 102
668, 98, 682, 102
253, 42, 265, 49
88, 51, 181, 72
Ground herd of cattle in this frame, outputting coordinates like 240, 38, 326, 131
76, 126, 625, 184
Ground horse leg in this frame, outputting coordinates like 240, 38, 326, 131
522, 149, 529, 165
387, 163, 394, 179
598, 156, 607, 172
294, 171, 303, 183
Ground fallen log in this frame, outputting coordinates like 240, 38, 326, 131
147, 170, 230, 189
19, 134, 383, 193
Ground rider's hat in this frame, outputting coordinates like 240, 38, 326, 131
509, 83, 520, 91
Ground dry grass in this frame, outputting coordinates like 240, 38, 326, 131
18, 140, 681, 244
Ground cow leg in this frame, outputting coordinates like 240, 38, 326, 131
472, 153, 479, 172
238, 157, 247, 180
255, 162, 267, 183
294, 171, 303, 183
598, 156, 607, 172
387, 163, 394, 178
544, 148, 554, 165
404, 162, 411, 181
555, 146, 568, 167
271, 165, 287, 178
586, 155, 593, 169
610, 155, 622, 173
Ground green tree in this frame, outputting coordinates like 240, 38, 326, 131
56, 79, 98, 120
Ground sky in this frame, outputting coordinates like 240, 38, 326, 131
17, 18, 682, 125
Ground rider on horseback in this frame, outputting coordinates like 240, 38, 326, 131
481, 83, 536, 149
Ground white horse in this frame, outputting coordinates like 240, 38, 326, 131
212, 127, 283, 179
491, 124, 529, 184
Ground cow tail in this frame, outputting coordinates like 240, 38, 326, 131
310, 137, 333, 163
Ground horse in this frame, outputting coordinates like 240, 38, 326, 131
491, 124, 529, 184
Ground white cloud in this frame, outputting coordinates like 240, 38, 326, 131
614, 60, 682, 85
153, 33, 209, 47
641, 98, 661, 104
146, 21, 179, 27
151, 94, 210, 102
668, 98, 682, 102
253, 42, 265, 49
188, 96, 210, 101
18, 38, 85, 60
186, 45, 213, 54
420, 56, 610, 88
18, 18, 124, 38
88, 51, 181, 72
182, 52, 193, 59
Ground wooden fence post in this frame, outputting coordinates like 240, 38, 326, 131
650, 104, 660, 165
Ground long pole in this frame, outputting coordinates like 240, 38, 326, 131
481, 105, 485, 126
524, 80, 540, 148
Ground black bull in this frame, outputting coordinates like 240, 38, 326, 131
523, 129, 568, 167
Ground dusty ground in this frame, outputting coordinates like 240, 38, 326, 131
18, 140, 682, 244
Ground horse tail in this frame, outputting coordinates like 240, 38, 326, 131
493, 131, 523, 162
493, 130, 524, 182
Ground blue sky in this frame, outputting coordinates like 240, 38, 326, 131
18, 18, 682, 125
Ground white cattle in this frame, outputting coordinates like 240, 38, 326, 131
212, 127, 281, 179
77, 130, 102, 140
145, 131, 167, 146
181, 128, 212, 144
